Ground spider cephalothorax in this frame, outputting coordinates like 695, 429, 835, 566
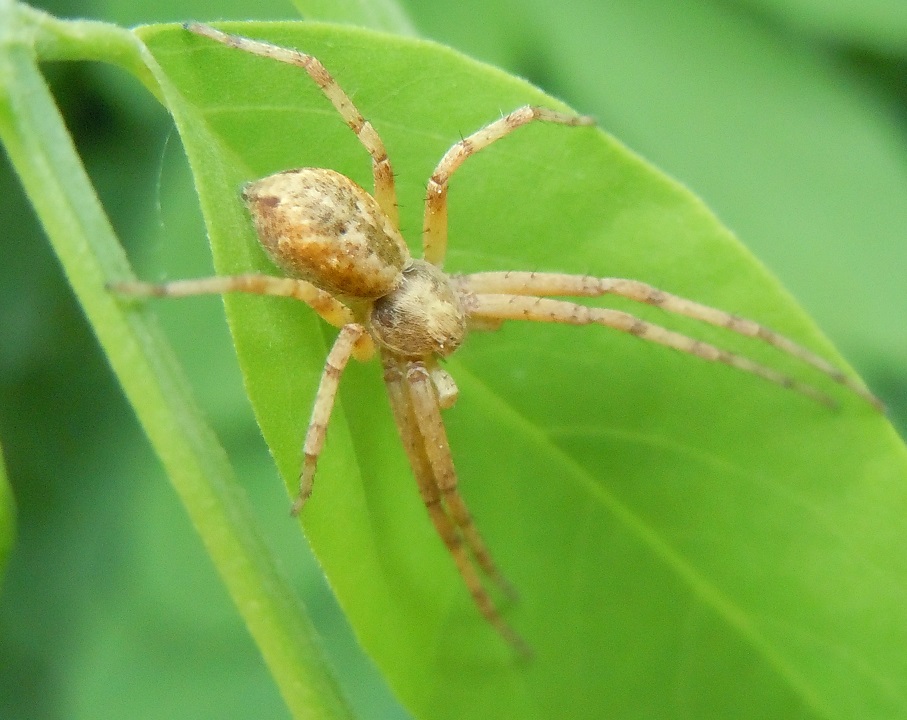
113, 23, 880, 656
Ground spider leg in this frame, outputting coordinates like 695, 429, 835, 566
405, 361, 519, 599
422, 106, 594, 267
468, 293, 841, 407
185, 23, 399, 227
383, 356, 529, 655
109, 274, 358, 333
456, 272, 882, 409
291, 323, 367, 515
382, 357, 469, 576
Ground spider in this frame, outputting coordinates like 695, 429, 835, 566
113, 23, 881, 656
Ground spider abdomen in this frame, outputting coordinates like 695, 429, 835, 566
243, 167, 409, 298
369, 260, 467, 358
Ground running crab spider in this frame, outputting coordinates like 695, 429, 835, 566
112, 23, 882, 656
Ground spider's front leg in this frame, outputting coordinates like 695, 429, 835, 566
457, 272, 882, 409
463, 291, 878, 407
111, 273, 374, 511
404, 361, 518, 600
292, 323, 370, 515
382, 355, 528, 656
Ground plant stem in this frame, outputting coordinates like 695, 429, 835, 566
0, 444, 14, 584
6, 0, 162, 99
0, 6, 354, 719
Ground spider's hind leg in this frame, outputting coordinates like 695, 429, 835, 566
185, 23, 399, 226
422, 106, 594, 267
109, 274, 355, 329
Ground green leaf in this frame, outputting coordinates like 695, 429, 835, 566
532, 0, 907, 374
0, 8, 351, 719
292, 0, 417, 34
403, 0, 907, 377
139, 21, 907, 720
731, 0, 907, 51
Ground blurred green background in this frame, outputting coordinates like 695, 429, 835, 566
1, 0, 904, 718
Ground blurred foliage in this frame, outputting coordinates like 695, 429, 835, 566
0, 0, 904, 718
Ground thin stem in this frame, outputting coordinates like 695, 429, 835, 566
0, 445, 14, 577
12, 1, 163, 101
0, 11, 353, 720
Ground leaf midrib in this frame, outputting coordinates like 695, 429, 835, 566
451, 357, 834, 717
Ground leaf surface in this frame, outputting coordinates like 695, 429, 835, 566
139, 22, 907, 720
403, 0, 907, 375
732, 0, 907, 50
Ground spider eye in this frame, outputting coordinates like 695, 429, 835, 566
243, 168, 409, 298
